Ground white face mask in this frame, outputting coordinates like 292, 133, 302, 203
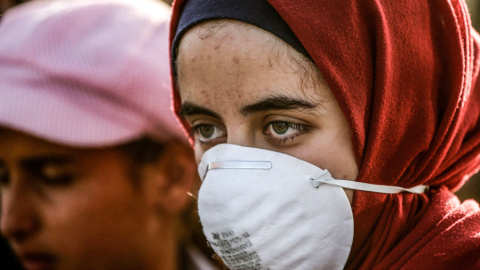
197, 144, 427, 270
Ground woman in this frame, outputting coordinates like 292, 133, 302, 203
170, 0, 480, 269
0, 0, 218, 269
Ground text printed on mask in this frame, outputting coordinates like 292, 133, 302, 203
208, 229, 270, 270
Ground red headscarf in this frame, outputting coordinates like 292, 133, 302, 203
170, 0, 480, 268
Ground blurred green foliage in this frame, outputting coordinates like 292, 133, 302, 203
467, 0, 480, 30
456, 0, 480, 202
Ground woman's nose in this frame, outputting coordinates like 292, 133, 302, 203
1, 180, 40, 243
226, 124, 256, 148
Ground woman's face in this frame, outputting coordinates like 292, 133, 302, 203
176, 20, 358, 197
0, 129, 173, 270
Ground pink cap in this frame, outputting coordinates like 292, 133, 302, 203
0, 0, 186, 147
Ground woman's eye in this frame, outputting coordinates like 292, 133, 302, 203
192, 124, 226, 143
198, 125, 215, 138
271, 122, 289, 134
40, 165, 75, 186
25, 162, 77, 187
264, 121, 312, 144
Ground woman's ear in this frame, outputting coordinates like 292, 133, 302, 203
143, 140, 197, 216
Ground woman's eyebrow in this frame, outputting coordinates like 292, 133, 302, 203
21, 155, 74, 170
180, 102, 221, 119
240, 95, 318, 117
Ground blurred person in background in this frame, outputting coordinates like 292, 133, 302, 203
170, 0, 480, 269
0, 0, 26, 17
0, 0, 217, 269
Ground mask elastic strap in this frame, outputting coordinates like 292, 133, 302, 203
310, 170, 429, 194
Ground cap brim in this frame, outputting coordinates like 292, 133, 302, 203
0, 79, 147, 148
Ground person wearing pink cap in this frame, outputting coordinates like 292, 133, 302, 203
0, 0, 218, 269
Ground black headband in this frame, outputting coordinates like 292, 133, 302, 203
171, 0, 312, 72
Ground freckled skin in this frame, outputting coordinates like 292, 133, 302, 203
176, 20, 357, 202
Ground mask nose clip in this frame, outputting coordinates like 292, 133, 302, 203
202, 161, 273, 180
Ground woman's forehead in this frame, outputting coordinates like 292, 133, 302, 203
177, 19, 316, 82
176, 20, 332, 108
0, 128, 113, 161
